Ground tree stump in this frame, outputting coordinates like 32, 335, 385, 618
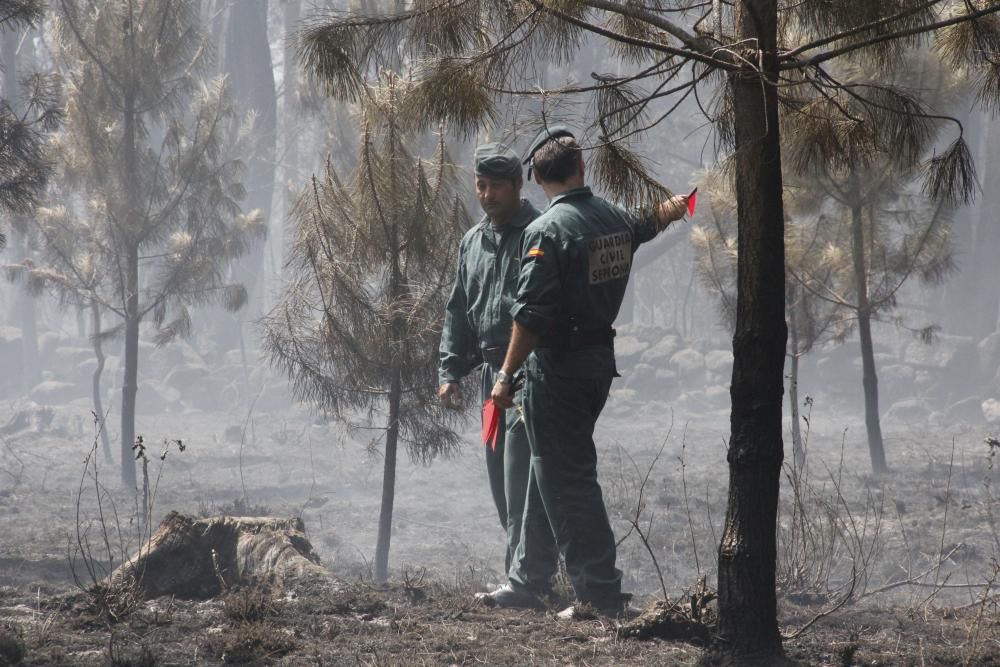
617, 599, 712, 643
108, 512, 326, 599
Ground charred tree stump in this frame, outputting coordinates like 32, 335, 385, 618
108, 512, 325, 599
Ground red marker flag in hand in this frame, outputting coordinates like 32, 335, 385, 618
687, 187, 698, 217
482, 398, 501, 452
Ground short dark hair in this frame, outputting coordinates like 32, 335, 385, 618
532, 136, 582, 183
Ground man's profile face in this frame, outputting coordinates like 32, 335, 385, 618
475, 174, 520, 223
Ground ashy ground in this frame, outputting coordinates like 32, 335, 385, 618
2, 389, 1000, 665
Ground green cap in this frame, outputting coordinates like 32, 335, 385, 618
474, 142, 522, 179
522, 124, 575, 165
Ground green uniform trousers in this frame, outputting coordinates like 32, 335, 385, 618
508, 352, 622, 604
480, 362, 559, 580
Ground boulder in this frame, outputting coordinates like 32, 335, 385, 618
38, 331, 63, 357
138, 380, 183, 415
670, 348, 706, 379
640, 335, 681, 365
53, 346, 94, 368
982, 398, 1000, 424
622, 363, 658, 393
614, 335, 647, 367
164, 364, 212, 393
0, 326, 24, 397
29, 380, 83, 405
978, 332, 1000, 374
903, 334, 975, 371
883, 398, 931, 424
943, 396, 987, 425
704, 349, 733, 373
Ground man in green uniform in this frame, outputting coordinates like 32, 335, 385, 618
439, 142, 559, 600
488, 127, 688, 617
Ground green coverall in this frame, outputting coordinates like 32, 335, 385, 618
507, 186, 658, 606
439, 199, 560, 578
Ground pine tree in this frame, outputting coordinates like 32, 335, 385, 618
19, 0, 265, 488
261, 76, 469, 584
1, 14, 62, 393
0, 0, 59, 250
297, 1, 1000, 660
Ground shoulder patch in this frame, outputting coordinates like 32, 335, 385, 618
527, 247, 545, 258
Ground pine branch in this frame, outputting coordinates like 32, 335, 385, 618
785, 3, 1000, 70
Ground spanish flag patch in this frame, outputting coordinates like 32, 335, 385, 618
528, 247, 545, 258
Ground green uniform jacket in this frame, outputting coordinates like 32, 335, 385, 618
511, 186, 657, 378
439, 199, 542, 384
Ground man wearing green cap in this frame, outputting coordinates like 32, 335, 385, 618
488, 126, 689, 617
439, 142, 559, 601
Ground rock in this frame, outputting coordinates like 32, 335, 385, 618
704, 350, 733, 373
978, 332, 1000, 373
29, 380, 82, 404
164, 364, 212, 395
38, 331, 63, 357
0, 403, 55, 436
944, 396, 987, 425
654, 368, 678, 384
880, 364, 916, 385
982, 398, 1000, 424
904, 334, 975, 371
136, 381, 179, 415
609, 388, 639, 405
614, 335, 646, 366
883, 398, 931, 424
53, 346, 94, 367
622, 363, 657, 393
670, 349, 705, 377
640, 335, 681, 365
73, 358, 99, 386
0, 326, 24, 397
705, 384, 729, 404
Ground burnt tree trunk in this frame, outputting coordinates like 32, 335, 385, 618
713, 0, 787, 662
2, 29, 42, 392
282, 0, 300, 184
224, 0, 276, 309
788, 288, 804, 474
119, 80, 140, 489
850, 202, 887, 474
374, 367, 402, 584
109, 513, 325, 599
90, 303, 112, 463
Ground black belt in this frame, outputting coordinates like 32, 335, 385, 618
482, 346, 508, 367
538, 326, 615, 350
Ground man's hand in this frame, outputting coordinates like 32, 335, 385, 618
490, 379, 515, 410
655, 194, 689, 229
439, 382, 460, 408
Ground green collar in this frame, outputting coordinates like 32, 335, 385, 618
547, 186, 593, 209
479, 199, 535, 232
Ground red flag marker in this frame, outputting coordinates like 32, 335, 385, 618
687, 187, 698, 217
482, 398, 501, 451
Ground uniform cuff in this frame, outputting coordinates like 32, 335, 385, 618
511, 303, 554, 337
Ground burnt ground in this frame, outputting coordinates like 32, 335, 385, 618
2, 393, 1000, 665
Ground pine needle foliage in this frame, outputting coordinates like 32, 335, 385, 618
299, 0, 1000, 212
0, 0, 61, 250
261, 75, 469, 465
25, 0, 264, 486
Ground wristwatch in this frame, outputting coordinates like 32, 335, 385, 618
496, 370, 513, 385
